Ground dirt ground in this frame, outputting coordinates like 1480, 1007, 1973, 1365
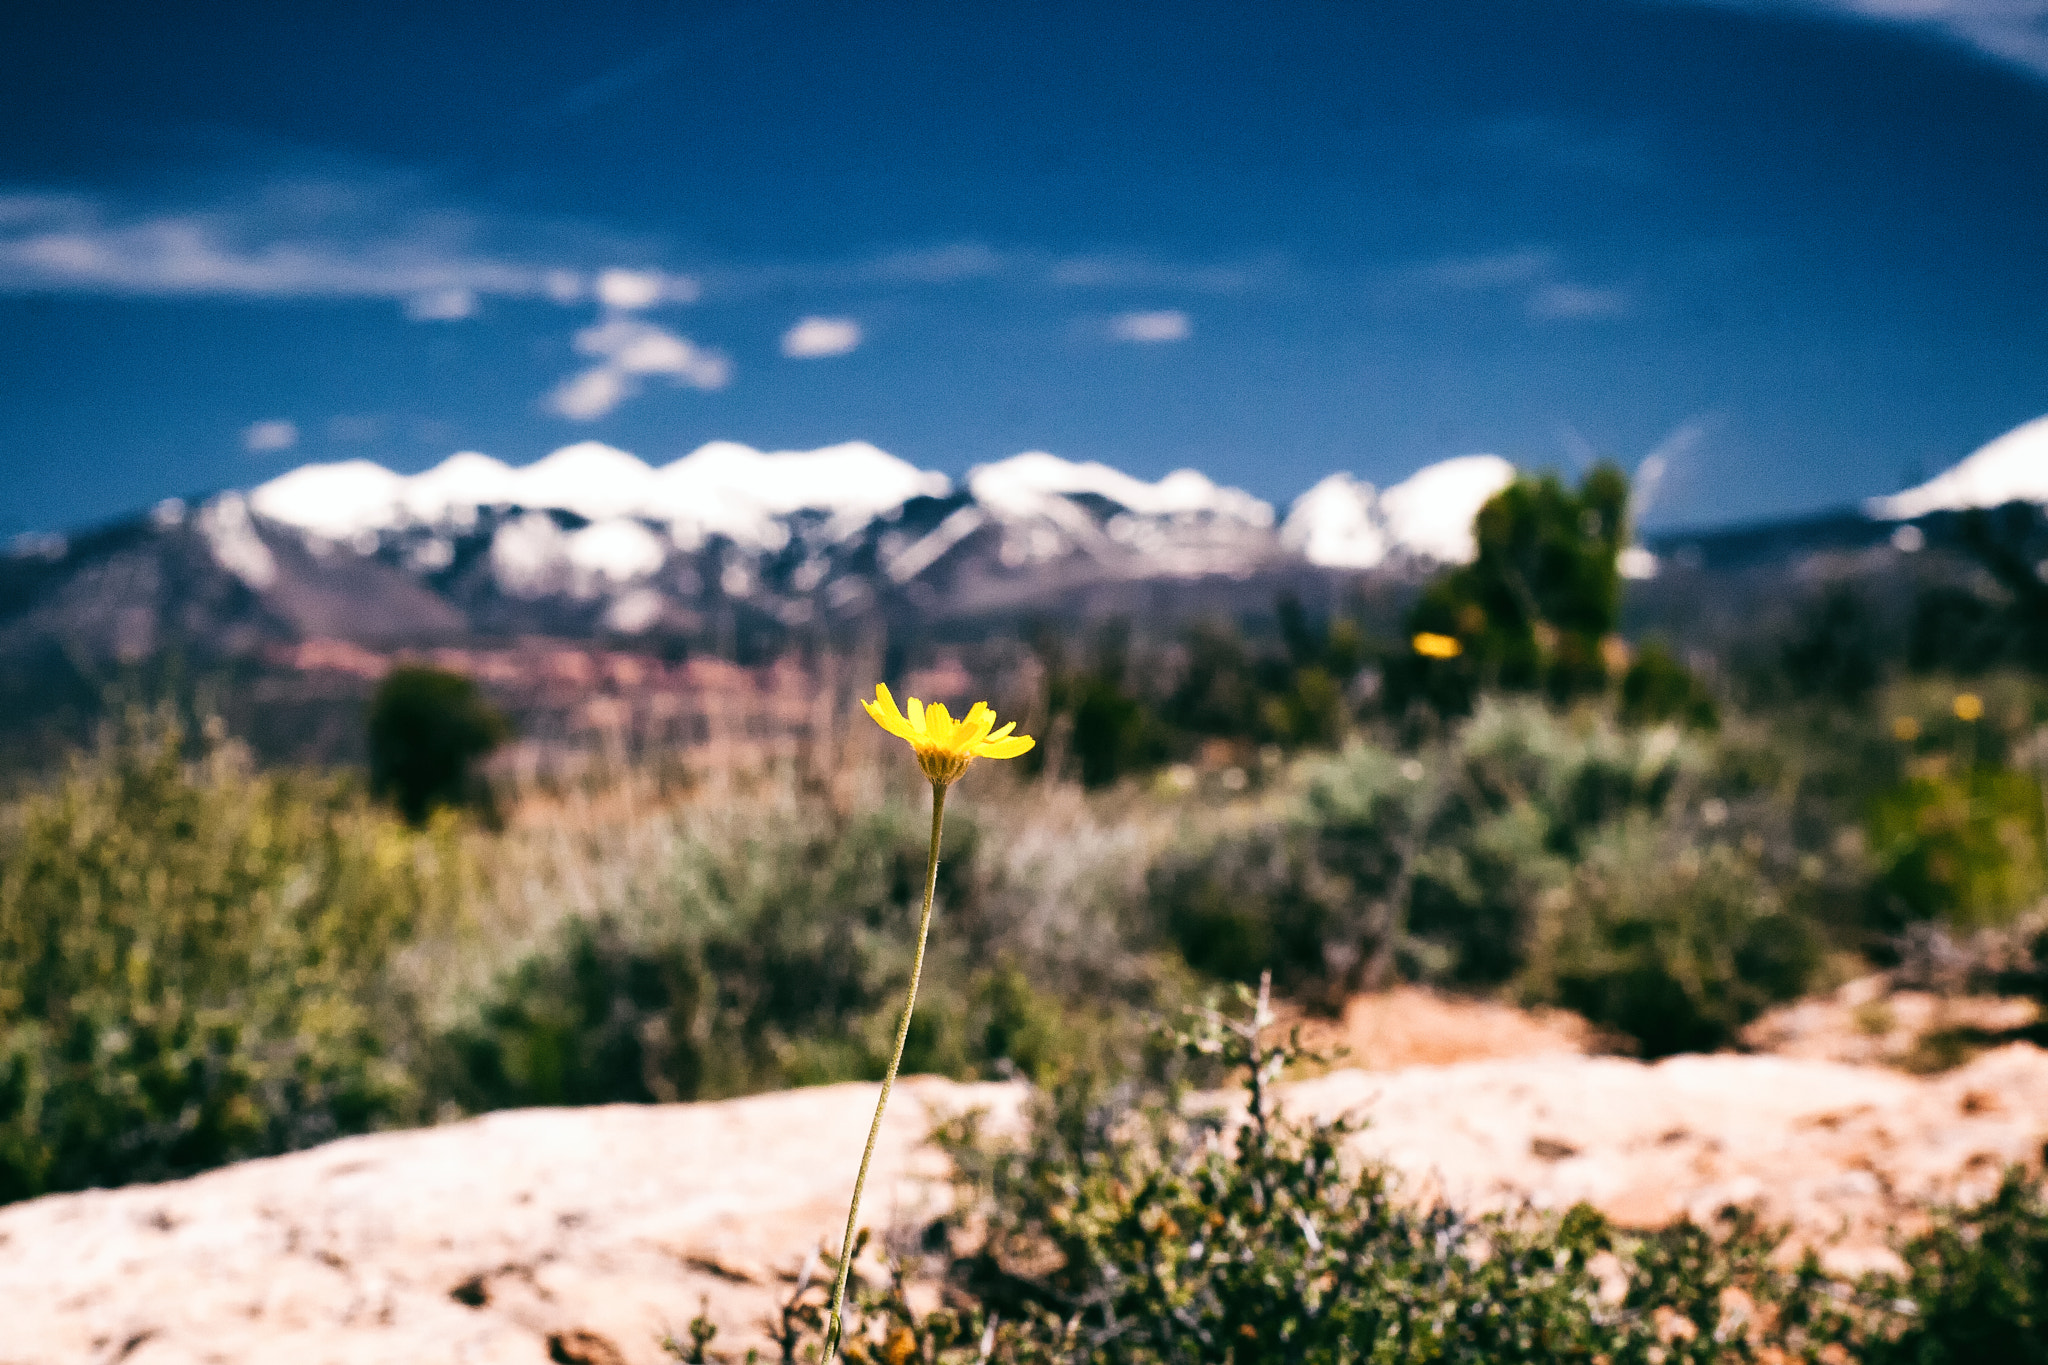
1283, 985, 1594, 1069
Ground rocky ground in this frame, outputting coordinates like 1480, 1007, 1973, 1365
9, 988, 2048, 1364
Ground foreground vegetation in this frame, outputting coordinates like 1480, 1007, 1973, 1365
1, 656, 2044, 1202
747, 987, 2048, 1364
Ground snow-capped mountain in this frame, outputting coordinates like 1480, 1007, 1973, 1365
1279, 455, 1517, 569
11, 412, 2043, 682
226, 441, 1288, 632
1866, 414, 2048, 521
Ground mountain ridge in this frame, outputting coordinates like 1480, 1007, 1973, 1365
3, 417, 2044, 680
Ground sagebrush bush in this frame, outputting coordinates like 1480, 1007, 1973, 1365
1146, 702, 1730, 1030
446, 794, 1179, 1109
1526, 821, 1821, 1056
0, 714, 462, 1199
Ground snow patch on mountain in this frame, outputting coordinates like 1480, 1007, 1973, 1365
654, 440, 950, 549
197, 493, 277, 590
1282, 455, 1516, 568
1281, 473, 1387, 569
1866, 414, 2048, 520
1383, 455, 1518, 563
487, 512, 669, 599
400, 452, 519, 529
248, 440, 951, 556
969, 452, 1273, 527
520, 442, 663, 522
248, 460, 408, 542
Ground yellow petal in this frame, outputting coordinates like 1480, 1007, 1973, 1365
907, 696, 926, 734
925, 701, 955, 743
864, 687, 918, 742
981, 720, 1016, 745
975, 735, 1035, 760
959, 703, 996, 746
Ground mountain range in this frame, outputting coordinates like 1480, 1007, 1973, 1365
4, 414, 2046, 679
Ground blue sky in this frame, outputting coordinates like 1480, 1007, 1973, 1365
3, 0, 2046, 537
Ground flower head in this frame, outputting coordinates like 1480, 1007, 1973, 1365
863, 683, 1034, 786
1411, 631, 1463, 660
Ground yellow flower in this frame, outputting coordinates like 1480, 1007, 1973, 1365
1953, 693, 1984, 722
1411, 631, 1463, 660
863, 683, 1035, 786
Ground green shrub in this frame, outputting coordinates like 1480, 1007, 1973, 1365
1869, 766, 2047, 931
443, 800, 1166, 1107
1878, 1169, 2048, 1363
1146, 703, 1714, 1005
0, 715, 459, 1200
1528, 821, 1820, 1056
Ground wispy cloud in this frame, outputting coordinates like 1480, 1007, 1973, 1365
0, 186, 696, 320
1632, 416, 1714, 519
1107, 309, 1192, 342
781, 316, 863, 358
1404, 247, 1632, 322
699, 243, 1285, 298
1669, 0, 2048, 79
1417, 248, 1555, 292
1527, 282, 1633, 320
547, 316, 730, 420
243, 419, 298, 453
1047, 252, 1284, 293
404, 287, 477, 321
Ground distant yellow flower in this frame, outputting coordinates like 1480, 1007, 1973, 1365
1411, 631, 1463, 660
1892, 715, 1921, 743
1954, 693, 1984, 722
863, 683, 1035, 787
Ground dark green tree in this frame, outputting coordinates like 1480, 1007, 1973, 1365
366, 666, 509, 825
1396, 463, 1630, 711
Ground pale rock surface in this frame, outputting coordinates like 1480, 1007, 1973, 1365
10, 1049, 2048, 1362
0, 1079, 1018, 1365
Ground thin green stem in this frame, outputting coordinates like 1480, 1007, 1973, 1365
824, 780, 948, 1361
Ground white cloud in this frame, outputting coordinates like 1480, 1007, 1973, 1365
404, 286, 477, 320
546, 317, 731, 420
781, 316, 863, 358
1108, 309, 1192, 343
595, 267, 699, 310
548, 368, 634, 421
1527, 283, 1632, 320
544, 269, 586, 304
1678, 0, 2048, 79
243, 419, 299, 453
